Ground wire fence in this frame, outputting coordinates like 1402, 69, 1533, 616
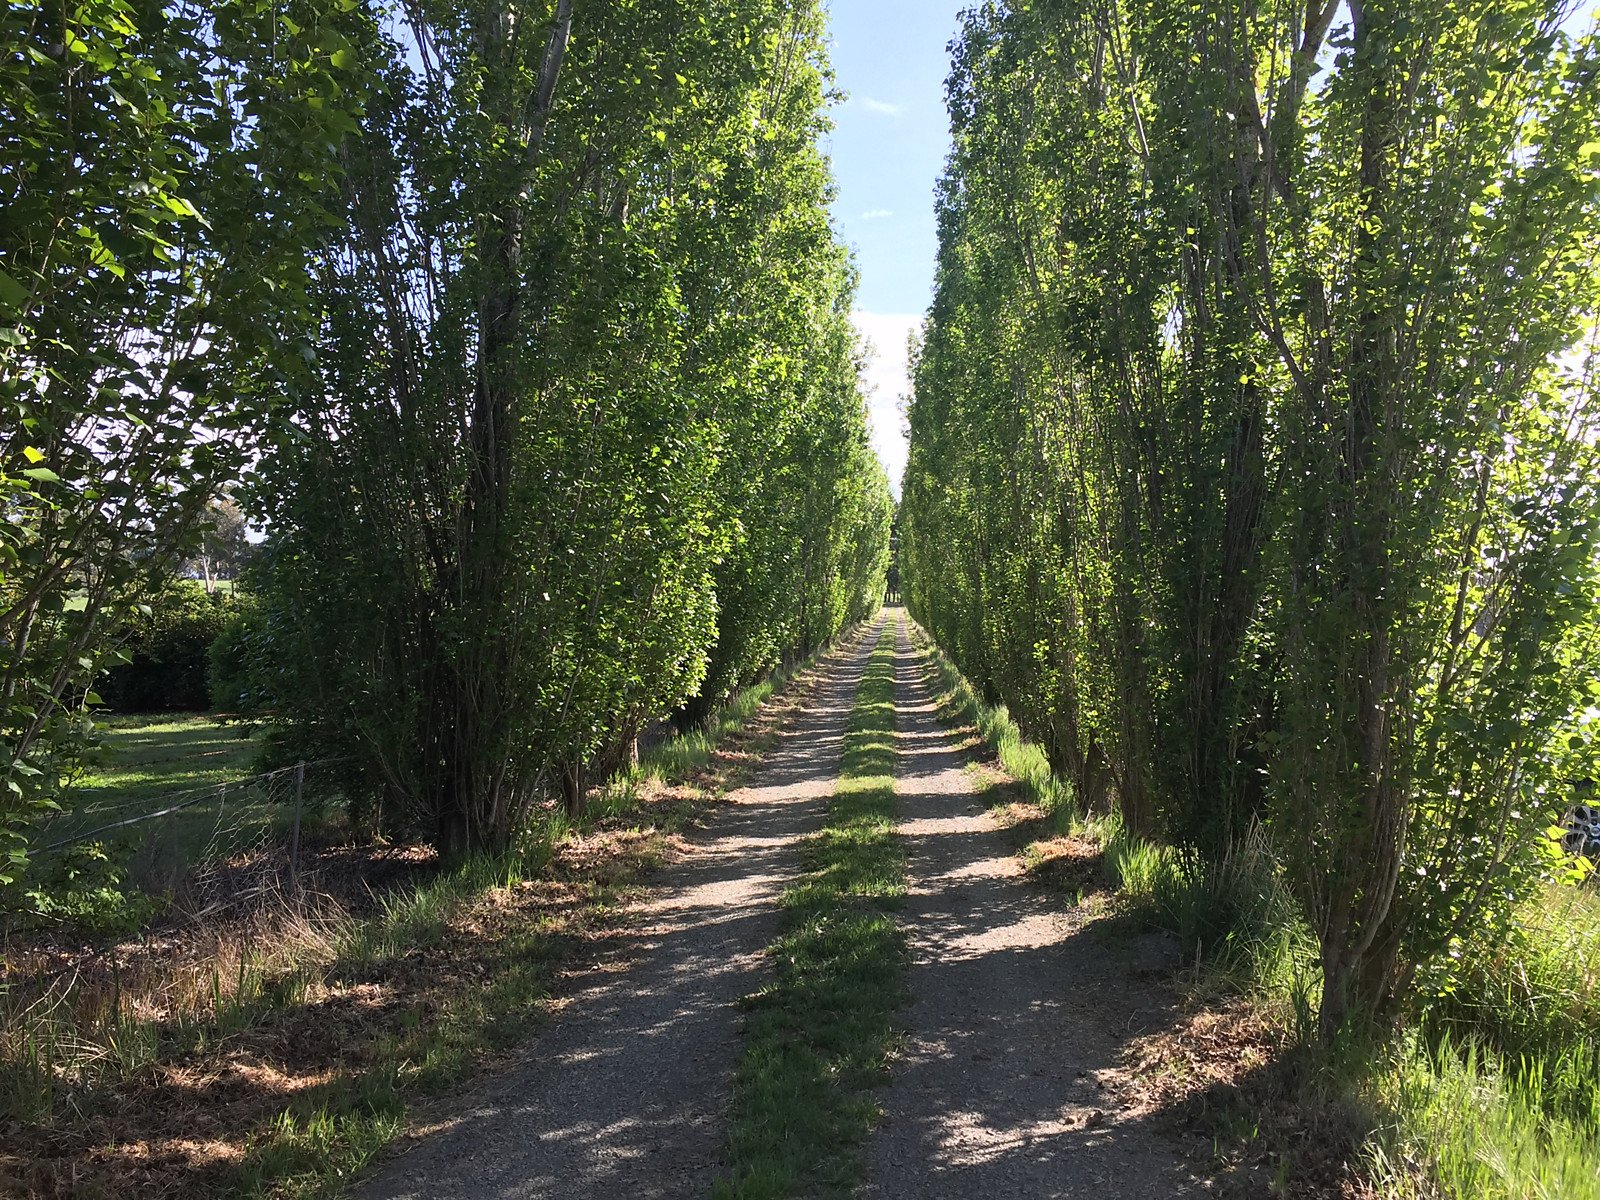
31, 759, 345, 921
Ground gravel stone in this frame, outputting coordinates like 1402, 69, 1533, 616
861, 614, 1202, 1199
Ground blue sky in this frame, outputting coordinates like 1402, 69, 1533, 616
825, 1, 967, 497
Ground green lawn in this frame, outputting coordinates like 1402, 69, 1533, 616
41, 714, 263, 858
71, 714, 258, 810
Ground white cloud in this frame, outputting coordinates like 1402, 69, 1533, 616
859, 208, 895, 221
860, 96, 903, 117
852, 311, 921, 499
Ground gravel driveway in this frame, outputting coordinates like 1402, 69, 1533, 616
356, 611, 1204, 1199
861, 614, 1201, 1198
357, 622, 881, 1200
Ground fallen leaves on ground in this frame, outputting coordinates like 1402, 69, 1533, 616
1123, 998, 1381, 1199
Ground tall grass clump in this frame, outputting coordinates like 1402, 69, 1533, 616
1103, 818, 1317, 1008
639, 673, 783, 785
1371, 1033, 1600, 1200
0, 893, 354, 1123
1365, 883, 1600, 1195
1425, 887, 1600, 1082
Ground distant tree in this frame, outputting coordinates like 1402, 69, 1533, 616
183, 497, 253, 592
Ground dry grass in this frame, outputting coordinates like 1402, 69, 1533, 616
3, 839, 639, 1195
1119, 996, 1380, 1199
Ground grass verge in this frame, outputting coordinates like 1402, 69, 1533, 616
0, 649, 838, 1199
915, 633, 1074, 820
715, 620, 906, 1199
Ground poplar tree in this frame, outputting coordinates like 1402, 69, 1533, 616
902, 0, 1600, 1034
250, 0, 890, 853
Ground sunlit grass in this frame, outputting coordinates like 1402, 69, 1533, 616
68, 713, 258, 812
1371, 1033, 1600, 1200
44, 713, 262, 854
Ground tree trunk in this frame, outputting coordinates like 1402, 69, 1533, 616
1314, 0, 1408, 1041
561, 759, 587, 822
431, 0, 573, 858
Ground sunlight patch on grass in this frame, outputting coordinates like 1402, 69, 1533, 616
1371, 1034, 1600, 1200
70, 714, 258, 811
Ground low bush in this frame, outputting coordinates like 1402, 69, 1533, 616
20, 843, 163, 935
206, 597, 263, 713
98, 582, 243, 713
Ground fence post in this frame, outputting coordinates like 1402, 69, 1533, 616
288, 761, 306, 895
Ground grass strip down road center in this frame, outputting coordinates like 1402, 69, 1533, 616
716, 620, 906, 1198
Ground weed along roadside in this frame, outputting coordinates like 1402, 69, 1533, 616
716, 620, 906, 1199
0, 649, 843, 1199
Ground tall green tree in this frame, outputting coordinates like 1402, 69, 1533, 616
901, 0, 1600, 1035
0, 0, 364, 877
250, 0, 890, 855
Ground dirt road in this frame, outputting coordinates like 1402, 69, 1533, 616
358, 622, 882, 1200
357, 611, 1199, 1198
861, 614, 1198, 1197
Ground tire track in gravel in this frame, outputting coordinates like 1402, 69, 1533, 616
357, 620, 884, 1200
862, 611, 1202, 1199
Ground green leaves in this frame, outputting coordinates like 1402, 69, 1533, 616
0, 268, 28, 311
0, 0, 373, 874
244, 0, 888, 853
903, 0, 1600, 1037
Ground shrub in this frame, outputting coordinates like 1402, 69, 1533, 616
98, 583, 240, 713
20, 843, 163, 935
207, 599, 264, 714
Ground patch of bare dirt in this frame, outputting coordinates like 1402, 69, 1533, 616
1022, 834, 1110, 895
1121, 993, 1383, 1199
